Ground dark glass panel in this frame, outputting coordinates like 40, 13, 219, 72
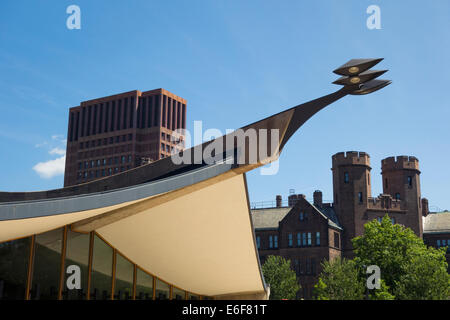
113, 253, 133, 300
0, 237, 31, 300
89, 235, 113, 300
188, 293, 199, 300
135, 268, 153, 300
172, 286, 185, 300
155, 278, 169, 300
30, 228, 63, 300
62, 230, 90, 300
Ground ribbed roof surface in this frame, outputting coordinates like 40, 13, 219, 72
251, 201, 342, 230
251, 207, 292, 229
423, 212, 450, 233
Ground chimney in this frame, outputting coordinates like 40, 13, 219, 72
276, 195, 282, 208
288, 194, 305, 207
288, 194, 297, 207
313, 190, 323, 207
422, 198, 429, 216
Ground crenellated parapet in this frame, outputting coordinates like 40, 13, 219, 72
332, 151, 370, 168
367, 194, 405, 211
381, 155, 420, 173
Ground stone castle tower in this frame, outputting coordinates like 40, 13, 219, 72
332, 151, 371, 257
381, 156, 423, 237
332, 151, 425, 258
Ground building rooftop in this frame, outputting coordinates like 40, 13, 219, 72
251, 201, 342, 230
314, 205, 342, 230
251, 207, 292, 230
423, 211, 450, 234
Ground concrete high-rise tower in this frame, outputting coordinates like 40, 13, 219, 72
64, 88, 187, 187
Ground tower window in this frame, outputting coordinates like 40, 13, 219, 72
256, 236, 260, 249
358, 192, 363, 203
395, 193, 401, 200
288, 234, 293, 247
368, 173, 370, 185
316, 232, 320, 246
344, 172, 349, 183
407, 176, 412, 187
274, 235, 278, 248
269, 236, 273, 249
299, 212, 304, 221
334, 232, 340, 248
306, 259, 311, 275
385, 178, 388, 188
297, 233, 301, 246
311, 259, 316, 275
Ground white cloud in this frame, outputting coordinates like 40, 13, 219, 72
33, 134, 67, 179
49, 147, 66, 156
35, 141, 48, 148
33, 155, 66, 179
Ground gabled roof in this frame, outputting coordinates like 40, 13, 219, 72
313, 204, 342, 230
251, 207, 291, 230
423, 212, 450, 234
251, 199, 342, 231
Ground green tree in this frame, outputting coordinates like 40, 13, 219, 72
353, 214, 450, 300
393, 246, 450, 299
314, 257, 365, 300
261, 255, 300, 300
368, 279, 395, 300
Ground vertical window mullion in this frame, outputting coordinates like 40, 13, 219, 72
86, 232, 94, 300
111, 248, 116, 300
152, 276, 156, 300
25, 235, 36, 300
58, 226, 68, 300
123, 98, 128, 130
132, 264, 137, 300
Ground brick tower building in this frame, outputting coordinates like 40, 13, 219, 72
331, 151, 372, 257
330, 152, 424, 257
381, 156, 423, 237
64, 88, 187, 187
251, 151, 430, 298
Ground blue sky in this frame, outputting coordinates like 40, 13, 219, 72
0, 1, 449, 210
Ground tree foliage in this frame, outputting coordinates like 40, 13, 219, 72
315, 215, 450, 300
261, 255, 300, 300
353, 215, 450, 300
314, 258, 365, 300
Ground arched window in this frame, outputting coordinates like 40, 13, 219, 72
407, 176, 412, 187
344, 172, 349, 183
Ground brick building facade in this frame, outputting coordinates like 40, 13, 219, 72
64, 88, 187, 187
251, 151, 449, 299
